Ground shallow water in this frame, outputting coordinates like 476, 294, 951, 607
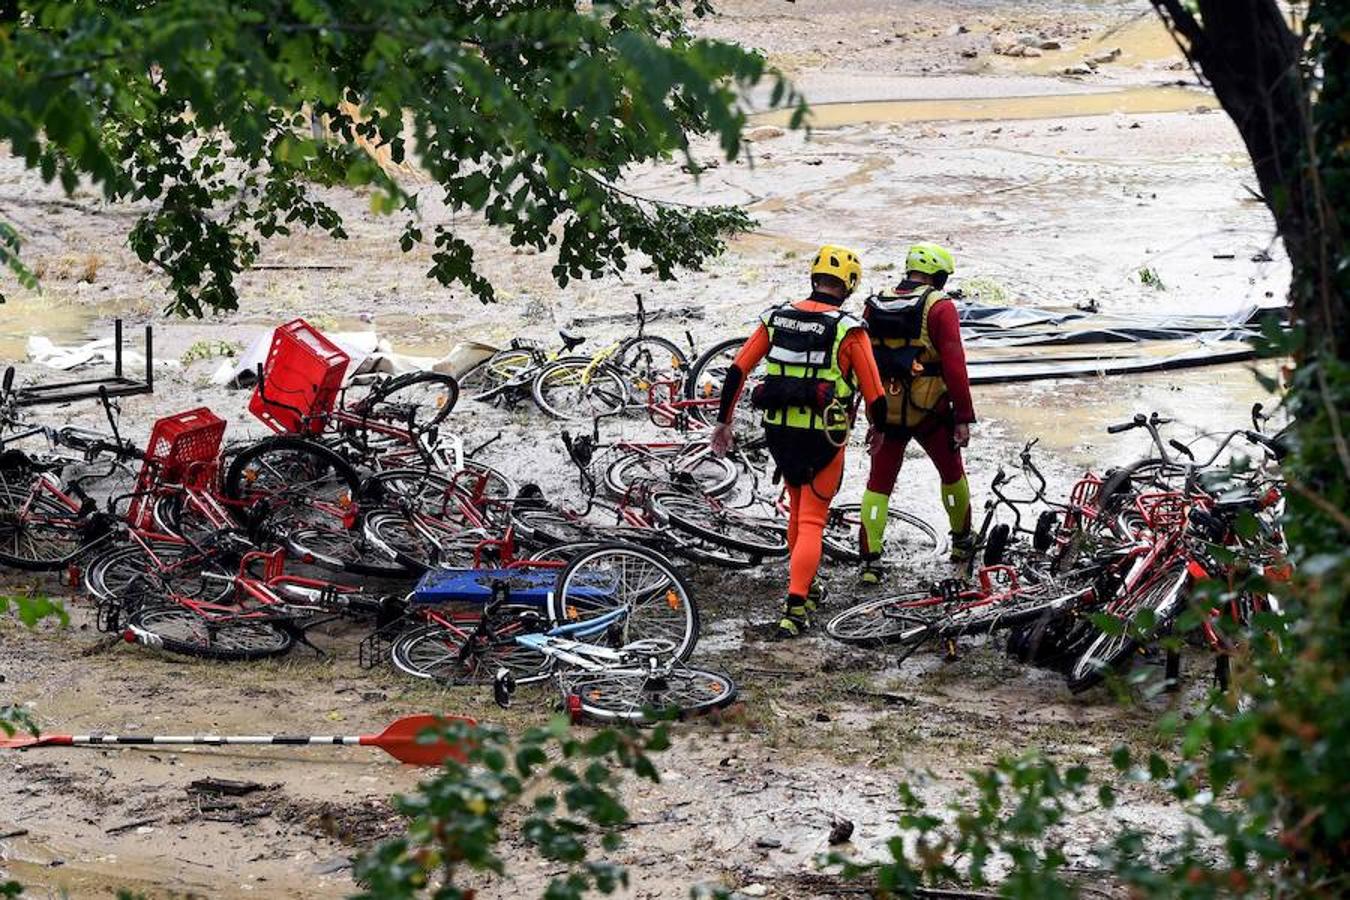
0, 295, 98, 361
752, 85, 1216, 128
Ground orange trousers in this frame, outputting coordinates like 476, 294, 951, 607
785, 448, 846, 598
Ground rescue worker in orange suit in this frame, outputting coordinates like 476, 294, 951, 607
858, 242, 976, 582
709, 246, 885, 637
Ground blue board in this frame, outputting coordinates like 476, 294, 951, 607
412, 568, 619, 608
413, 568, 556, 606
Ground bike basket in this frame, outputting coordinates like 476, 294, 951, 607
128, 407, 227, 527
249, 318, 350, 434
1068, 474, 1102, 510
1137, 492, 1188, 530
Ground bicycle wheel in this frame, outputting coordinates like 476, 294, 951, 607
85, 541, 233, 603
684, 337, 765, 445
126, 605, 294, 661
549, 543, 698, 662
562, 665, 737, 724
615, 335, 688, 396
339, 371, 460, 453
223, 436, 360, 527
286, 520, 413, 577
821, 503, 942, 562
511, 507, 597, 547
825, 592, 951, 646
528, 542, 605, 564
364, 469, 455, 511
390, 619, 552, 686
604, 447, 737, 498
363, 510, 483, 572
1066, 562, 1191, 693
648, 492, 788, 557
936, 578, 1096, 640
0, 492, 96, 570
460, 348, 540, 402
531, 357, 629, 420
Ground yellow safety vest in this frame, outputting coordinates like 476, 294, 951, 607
866, 286, 948, 429
756, 304, 861, 435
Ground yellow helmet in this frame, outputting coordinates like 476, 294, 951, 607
810, 244, 863, 296
905, 242, 955, 276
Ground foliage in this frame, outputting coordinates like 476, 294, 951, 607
0, 1, 804, 314
830, 1, 1350, 897
1136, 266, 1166, 291
351, 717, 669, 900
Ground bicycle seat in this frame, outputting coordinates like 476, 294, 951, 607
559, 330, 586, 352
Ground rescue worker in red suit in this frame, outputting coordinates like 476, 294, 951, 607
709, 246, 886, 637
858, 242, 976, 582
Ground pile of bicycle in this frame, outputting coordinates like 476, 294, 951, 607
827, 410, 1290, 693
0, 314, 1291, 724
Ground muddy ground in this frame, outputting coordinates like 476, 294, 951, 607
1, 1, 1289, 897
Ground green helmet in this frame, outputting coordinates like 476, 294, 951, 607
905, 242, 955, 276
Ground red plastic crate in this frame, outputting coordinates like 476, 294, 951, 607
249, 319, 350, 434
128, 407, 226, 527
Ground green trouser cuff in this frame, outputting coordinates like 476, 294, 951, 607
860, 489, 890, 556
941, 476, 971, 534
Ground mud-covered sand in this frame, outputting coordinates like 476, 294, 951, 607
2, 1, 1289, 897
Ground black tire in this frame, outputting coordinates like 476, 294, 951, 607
684, 337, 766, 448
935, 579, 1095, 640
459, 348, 542, 403
223, 436, 361, 528
549, 543, 699, 663
389, 618, 552, 686
0, 492, 95, 570
363, 509, 484, 572
648, 492, 788, 557
85, 541, 234, 604
286, 520, 413, 577
1033, 510, 1058, 553
562, 665, 737, 724
339, 371, 460, 453
126, 605, 293, 660
531, 357, 630, 420
363, 469, 455, 511
820, 503, 942, 562
603, 447, 737, 498
824, 592, 949, 647
1066, 563, 1191, 693
615, 335, 688, 398
528, 542, 606, 564
511, 507, 597, 548
983, 523, 1011, 566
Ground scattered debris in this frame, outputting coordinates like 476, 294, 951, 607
744, 126, 786, 142
188, 777, 268, 796
828, 816, 855, 845
105, 815, 161, 835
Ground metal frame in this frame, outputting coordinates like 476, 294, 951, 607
15, 319, 154, 406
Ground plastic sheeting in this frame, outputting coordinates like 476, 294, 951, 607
953, 303, 1282, 384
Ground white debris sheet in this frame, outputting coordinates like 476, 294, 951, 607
26, 336, 179, 371
209, 330, 496, 387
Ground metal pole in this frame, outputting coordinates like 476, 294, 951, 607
144, 324, 154, 393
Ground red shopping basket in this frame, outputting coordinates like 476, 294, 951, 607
249, 319, 350, 434
128, 407, 226, 527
